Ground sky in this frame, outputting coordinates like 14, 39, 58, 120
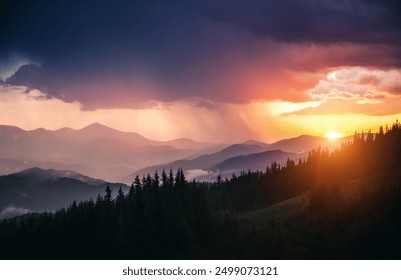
1, 0, 401, 143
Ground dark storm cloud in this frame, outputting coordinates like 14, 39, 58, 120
1, 0, 400, 109
204, 0, 401, 44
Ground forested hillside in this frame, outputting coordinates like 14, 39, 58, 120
1, 122, 401, 259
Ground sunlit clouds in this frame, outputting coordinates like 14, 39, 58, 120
2, 66, 401, 142
285, 67, 401, 116
0, 85, 262, 142
309, 67, 401, 103
1, 0, 401, 142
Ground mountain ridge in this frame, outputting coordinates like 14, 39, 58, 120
0, 123, 212, 181
124, 134, 348, 182
0, 167, 129, 219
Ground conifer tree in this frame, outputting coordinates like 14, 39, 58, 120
117, 187, 125, 203
144, 174, 152, 192
153, 170, 160, 191
161, 169, 167, 188
134, 175, 142, 193
168, 168, 174, 189
104, 184, 112, 203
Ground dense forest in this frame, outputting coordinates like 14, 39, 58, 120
1, 122, 401, 259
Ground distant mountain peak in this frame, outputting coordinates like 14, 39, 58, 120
242, 139, 269, 146
55, 127, 76, 133
16, 167, 105, 185
81, 122, 113, 131
220, 143, 265, 153
18, 167, 47, 174
28, 128, 50, 135
169, 137, 196, 142
0, 125, 25, 132
87, 122, 103, 127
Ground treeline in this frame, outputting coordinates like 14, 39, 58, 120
205, 122, 401, 214
226, 122, 401, 259
0, 168, 238, 259
1, 122, 401, 259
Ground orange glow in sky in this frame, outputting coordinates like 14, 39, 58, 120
2, 0, 401, 145
1, 66, 401, 143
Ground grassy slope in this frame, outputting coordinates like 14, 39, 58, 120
238, 194, 309, 223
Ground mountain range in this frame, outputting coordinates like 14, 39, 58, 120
0, 123, 351, 219
0, 123, 349, 184
0, 167, 128, 219
125, 135, 346, 182
0, 123, 217, 181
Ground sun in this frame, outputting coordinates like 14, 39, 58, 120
325, 131, 343, 140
